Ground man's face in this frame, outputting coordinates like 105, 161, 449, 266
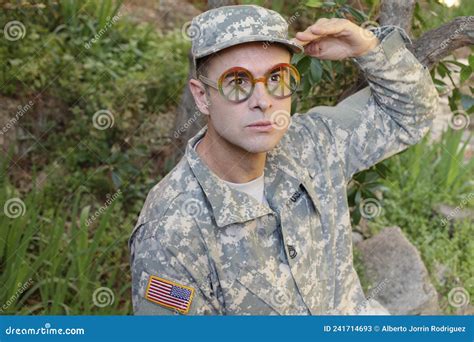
203, 42, 292, 154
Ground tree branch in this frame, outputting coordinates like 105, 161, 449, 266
339, 16, 474, 101
412, 16, 474, 69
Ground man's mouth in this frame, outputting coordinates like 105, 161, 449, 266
247, 120, 273, 127
246, 120, 275, 132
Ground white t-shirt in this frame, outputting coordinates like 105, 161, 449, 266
194, 139, 269, 206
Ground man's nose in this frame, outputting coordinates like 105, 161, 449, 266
249, 81, 272, 111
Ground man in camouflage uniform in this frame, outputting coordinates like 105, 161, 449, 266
129, 5, 439, 315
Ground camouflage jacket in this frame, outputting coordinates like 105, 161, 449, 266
129, 26, 439, 315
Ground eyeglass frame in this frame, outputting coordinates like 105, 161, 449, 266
197, 62, 301, 103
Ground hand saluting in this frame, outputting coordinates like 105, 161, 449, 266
291, 18, 380, 60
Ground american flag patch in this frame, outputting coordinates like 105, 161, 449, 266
145, 275, 195, 314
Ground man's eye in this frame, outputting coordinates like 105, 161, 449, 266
229, 78, 247, 86
270, 74, 282, 82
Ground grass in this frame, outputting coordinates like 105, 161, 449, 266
359, 128, 474, 314
0, 155, 133, 314
0, 1, 190, 315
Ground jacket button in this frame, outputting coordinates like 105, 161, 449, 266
287, 244, 297, 259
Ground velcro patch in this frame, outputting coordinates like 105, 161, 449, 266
145, 275, 195, 314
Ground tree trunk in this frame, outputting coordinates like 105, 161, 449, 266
379, 0, 415, 35
169, 0, 236, 163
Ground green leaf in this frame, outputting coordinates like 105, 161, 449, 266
461, 94, 474, 111
297, 56, 311, 74
8, 59, 23, 66
354, 190, 362, 205
322, 2, 337, 8
302, 75, 312, 95
437, 62, 447, 78
352, 208, 361, 225
291, 53, 306, 65
306, 0, 323, 8
344, 6, 367, 23
111, 171, 122, 188
460, 66, 472, 84
310, 58, 322, 83
443, 60, 468, 68
271, 0, 285, 12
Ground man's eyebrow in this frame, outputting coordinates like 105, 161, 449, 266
222, 63, 291, 76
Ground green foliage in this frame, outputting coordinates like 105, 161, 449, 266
291, 0, 374, 111
0, 2, 190, 205
0, 2, 191, 314
367, 128, 474, 313
0, 166, 132, 314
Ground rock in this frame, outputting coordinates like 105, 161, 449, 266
355, 226, 440, 315
352, 231, 364, 244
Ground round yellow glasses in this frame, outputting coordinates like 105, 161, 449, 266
198, 63, 301, 103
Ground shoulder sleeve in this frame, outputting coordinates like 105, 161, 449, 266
130, 220, 223, 315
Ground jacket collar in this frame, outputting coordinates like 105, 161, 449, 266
185, 125, 310, 228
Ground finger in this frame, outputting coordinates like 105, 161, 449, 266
318, 37, 352, 60
309, 21, 347, 36
303, 41, 321, 56
296, 20, 349, 43
304, 37, 344, 59
295, 30, 325, 43
290, 37, 311, 47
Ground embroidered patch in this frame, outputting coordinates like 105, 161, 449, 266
145, 275, 195, 314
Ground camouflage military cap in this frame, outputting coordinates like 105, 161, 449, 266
189, 5, 304, 74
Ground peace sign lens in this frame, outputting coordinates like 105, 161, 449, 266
266, 64, 300, 99
217, 63, 300, 103
219, 69, 254, 103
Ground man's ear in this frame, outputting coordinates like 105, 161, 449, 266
189, 78, 211, 115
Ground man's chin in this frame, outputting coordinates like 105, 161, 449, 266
241, 139, 279, 154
